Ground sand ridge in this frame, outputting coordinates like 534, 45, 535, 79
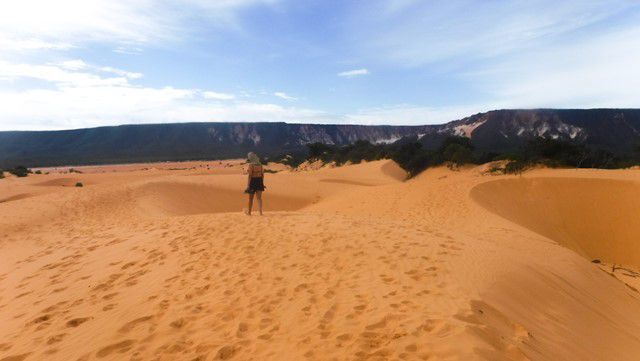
1, 160, 640, 360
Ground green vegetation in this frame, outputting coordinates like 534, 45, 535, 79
293, 136, 639, 178
307, 140, 390, 165
34, 170, 42, 174
277, 153, 307, 168
75, 182, 84, 187
390, 137, 490, 177
8, 166, 30, 177
487, 138, 626, 175
0, 169, 4, 179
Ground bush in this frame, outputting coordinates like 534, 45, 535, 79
391, 136, 478, 176
504, 137, 623, 170
504, 160, 528, 174
8, 166, 30, 177
75, 182, 83, 187
278, 153, 306, 168
290, 135, 640, 178
34, 170, 42, 174
305, 140, 388, 166
0, 170, 4, 179
307, 143, 334, 162
438, 137, 474, 167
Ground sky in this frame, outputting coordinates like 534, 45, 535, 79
0, 0, 639, 130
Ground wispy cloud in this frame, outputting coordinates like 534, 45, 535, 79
468, 24, 640, 108
53, 59, 142, 79
113, 46, 143, 55
274, 91, 298, 101
203, 91, 236, 100
344, 0, 640, 110
0, 0, 281, 52
0, 59, 332, 130
0, 0, 637, 130
0, 36, 74, 51
0, 61, 130, 87
337, 68, 370, 78
353, 0, 638, 68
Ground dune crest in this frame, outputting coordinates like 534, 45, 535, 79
471, 177, 640, 267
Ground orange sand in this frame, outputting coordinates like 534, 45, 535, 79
1, 161, 640, 360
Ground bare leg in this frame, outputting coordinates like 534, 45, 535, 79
247, 193, 254, 215
256, 191, 263, 215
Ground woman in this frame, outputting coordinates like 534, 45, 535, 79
244, 152, 265, 215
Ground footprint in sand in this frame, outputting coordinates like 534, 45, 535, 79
66, 317, 91, 327
0, 353, 31, 361
47, 333, 67, 345
95, 340, 136, 358
118, 316, 154, 333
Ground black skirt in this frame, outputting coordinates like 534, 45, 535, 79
247, 177, 265, 194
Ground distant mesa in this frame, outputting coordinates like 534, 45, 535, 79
1, 109, 640, 168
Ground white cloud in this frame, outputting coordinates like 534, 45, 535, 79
345, 1, 640, 110
203, 91, 236, 100
113, 46, 143, 55
459, 22, 640, 109
274, 91, 298, 101
0, 61, 130, 87
99, 66, 143, 79
58, 59, 89, 71
53, 60, 142, 80
0, 0, 280, 53
0, 59, 334, 130
0, 58, 488, 130
354, 0, 638, 68
337, 68, 370, 78
0, 36, 74, 51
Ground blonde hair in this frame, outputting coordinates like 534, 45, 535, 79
247, 152, 261, 166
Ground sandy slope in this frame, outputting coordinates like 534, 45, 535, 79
1, 161, 640, 360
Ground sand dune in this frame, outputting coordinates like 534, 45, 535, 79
1, 160, 640, 360
0, 193, 32, 204
471, 177, 640, 267
136, 181, 310, 217
33, 178, 86, 187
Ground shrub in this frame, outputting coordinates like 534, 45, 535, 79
278, 153, 306, 168
75, 182, 84, 187
486, 163, 505, 174
35, 170, 42, 174
390, 136, 478, 176
8, 166, 30, 177
504, 160, 528, 174
504, 137, 624, 170
307, 142, 334, 162
440, 139, 474, 168
304, 140, 387, 167
0, 170, 4, 179
291, 135, 639, 178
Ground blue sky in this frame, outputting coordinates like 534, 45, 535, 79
0, 0, 639, 130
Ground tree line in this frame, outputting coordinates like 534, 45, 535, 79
279, 136, 637, 177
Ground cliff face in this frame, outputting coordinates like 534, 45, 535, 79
446, 109, 640, 153
0, 122, 437, 167
2, 109, 640, 167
